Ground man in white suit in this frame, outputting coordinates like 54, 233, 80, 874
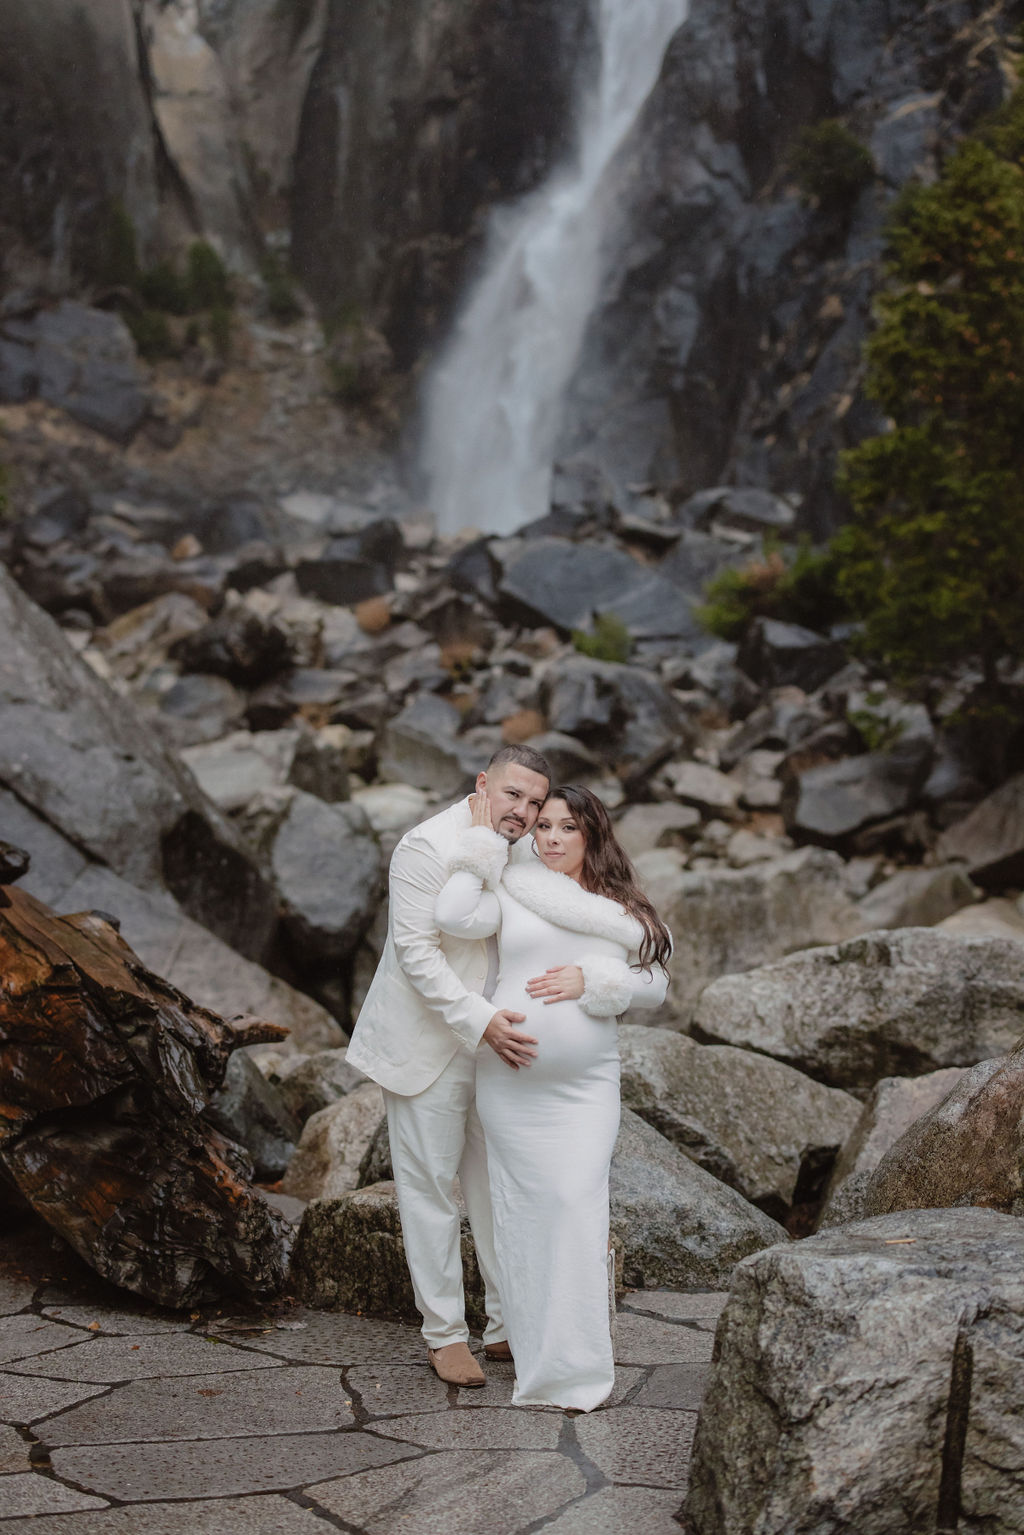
347, 744, 552, 1386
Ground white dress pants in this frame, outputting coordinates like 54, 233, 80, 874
383, 1044, 506, 1348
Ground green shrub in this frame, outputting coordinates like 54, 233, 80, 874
126, 307, 175, 360
93, 199, 140, 289
571, 612, 632, 663
139, 259, 190, 315
790, 120, 875, 212
186, 241, 232, 310
697, 537, 844, 641
260, 252, 303, 324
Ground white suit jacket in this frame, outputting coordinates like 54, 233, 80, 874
348, 798, 506, 1095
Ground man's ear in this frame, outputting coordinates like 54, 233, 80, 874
475, 771, 487, 794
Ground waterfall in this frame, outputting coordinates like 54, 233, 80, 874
420, 0, 689, 538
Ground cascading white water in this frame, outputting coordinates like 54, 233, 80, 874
420, 0, 689, 537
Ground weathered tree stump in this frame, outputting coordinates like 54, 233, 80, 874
0, 873, 291, 1309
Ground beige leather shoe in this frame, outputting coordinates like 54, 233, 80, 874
427, 1341, 486, 1387
483, 1340, 513, 1362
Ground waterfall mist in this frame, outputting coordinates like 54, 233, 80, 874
420, 0, 690, 537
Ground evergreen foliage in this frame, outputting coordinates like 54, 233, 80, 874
186, 241, 233, 311
697, 537, 844, 641
790, 120, 875, 212
571, 612, 633, 663
834, 87, 1024, 686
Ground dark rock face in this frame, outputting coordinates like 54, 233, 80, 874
496, 538, 694, 641
0, 303, 150, 443
737, 618, 846, 694
292, 0, 592, 364
204, 1050, 301, 1181
684, 1208, 1024, 1535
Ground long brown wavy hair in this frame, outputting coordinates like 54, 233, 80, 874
538, 785, 672, 972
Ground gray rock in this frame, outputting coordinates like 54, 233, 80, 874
170, 603, 292, 687
610, 1110, 785, 1290
274, 1049, 367, 1124
851, 1041, 1024, 1223
540, 656, 690, 778
676, 486, 797, 538
378, 694, 475, 796
613, 802, 701, 860
819, 1067, 969, 1227
694, 928, 1024, 1093
1, 302, 149, 442
520, 730, 601, 782
783, 740, 935, 843
936, 771, 1024, 889
684, 1208, 1024, 1535
856, 864, 979, 930
240, 790, 383, 970
0, 564, 277, 961
719, 689, 830, 770
660, 760, 739, 816
280, 1083, 385, 1200
619, 1026, 860, 1219
154, 673, 247, 750
496, 539, 696, 640
181, 726, 349, 814
632, 845, 864, 1027
205, 1052, 301, 1181
357, 1116, 393, 1187
939, 898, 1024, 945
737, 618, 847, 693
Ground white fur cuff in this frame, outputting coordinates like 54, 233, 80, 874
579, 953, 634, 1018
448, 826, 509, 890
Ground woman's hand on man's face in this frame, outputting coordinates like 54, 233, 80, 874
469, 790, 494, 829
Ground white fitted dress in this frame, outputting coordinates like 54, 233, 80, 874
436, 829, 669, 1411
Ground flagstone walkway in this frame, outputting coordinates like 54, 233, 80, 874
0, 1228, 720, 1533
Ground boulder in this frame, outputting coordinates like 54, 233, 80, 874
819, 1067, 970, 1228
693, 928, 1024, 1093
239, 789, 383, 970
660, 760, 739, 816
613, 802, 701, 860
719, 689, 829, 770
0, 302, 149, 442
280, 1082, 385, 1200
274, 1048, 367, 1125
618, 1026, 860, 1220
936, 771, 1024, 888
495, 539, 696, 640
850, 1041, 1024, 1222
631, 845, 864, 1027
783, 740, 934, 844
170, 602, 292, 686
610, 1110, 786, 1289
0, 564, 277, 961
289, 1181, 487, 1328
684, 1208, 1024, 1535
378, 694, 476, 796
939, 898, 1024, 945
153, 673, 247, 750
181, 726, 350, 813
540, 657, 690, 779
856, 864, 979, 931
676, 486, 797, 538
205, 1051, 301, 1181
737, 618, 846, 693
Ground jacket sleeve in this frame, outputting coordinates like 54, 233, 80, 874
578, 951, 670, 1018
435, 825, 507, 939
388, 831, 496, 1051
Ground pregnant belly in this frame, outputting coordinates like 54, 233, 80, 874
490, 986, 618, 1083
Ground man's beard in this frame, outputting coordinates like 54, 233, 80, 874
497, 816, 525, 843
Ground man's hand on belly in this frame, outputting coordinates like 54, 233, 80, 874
525, 965, 585, 1003
483, 1009, 538, 1070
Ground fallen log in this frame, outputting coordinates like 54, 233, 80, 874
0, 878, 291, 1309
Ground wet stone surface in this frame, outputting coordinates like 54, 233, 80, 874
1, 1239, 716, 1532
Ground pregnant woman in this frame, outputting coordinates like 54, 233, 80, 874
435, 785, 672, 1411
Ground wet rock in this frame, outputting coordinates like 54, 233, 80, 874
274, 1049, 367, 1125
684, 1208, 1024, 1535
619, 1026, 860, 1220
280, 1083, 385, 1200
378, 694, 475, 796
856, 864, 979, 931
0, 564, 277, 962
239, 789, 383, 971
936, 771, 1024, 889
0, 302, 149, 442
632, 846, 864, 1027
205, 1051, 301, 1181
170, 603, 292, 687
693, 929, 1024, 1093
819, 1067, 970, 1228
609, 1109, 786, 1289
737, 618, 847, 694
851, 1041, 1024, 1222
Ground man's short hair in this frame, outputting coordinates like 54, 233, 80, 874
485, 744, 552, 784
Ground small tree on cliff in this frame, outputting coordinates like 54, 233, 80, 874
834, 97, 1024, 691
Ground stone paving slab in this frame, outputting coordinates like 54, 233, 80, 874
0, 1273, 34, 1319
612, 1312, 716, 1364
7, 1334, 281, 1383
0, 1494, 341, 1533
235, 1310, 429, 1366
0, 1371, 107, 1425
540, 1484, 685, 1533
0, 1316, 84, 1365
575, 1405, 698, 1487
622, 1289, 728, 1324
0, 1422, 31, 1474
368, 1406, 563, 1450
345, 1361, 643, 1417
42, 1306, 188, 1336
51, 1429, 417, 1503
0, 1471, 108, 1518
307, 1447, 586, 1534
631, 1362, 712, 1411
40, 1365, 356, 1445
